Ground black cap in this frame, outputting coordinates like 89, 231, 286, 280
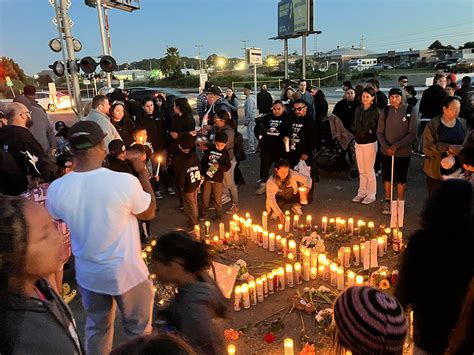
243, 83, 252, 90
56, 152, 73, 168
68, 121, 107, 150
108, 139, 126, 156
205, 84, 223, 96
388, 88, 403, 97
178, 132, 195, 150
215, 131, 228, 144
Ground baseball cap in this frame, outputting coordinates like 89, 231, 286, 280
178, 133, 195, 150
68, 121, 107, 150
388, 88, 403, 97
205, 84, 223, 96
108, 139, 126, 156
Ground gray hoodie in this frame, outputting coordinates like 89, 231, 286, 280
159, 275, 226, 355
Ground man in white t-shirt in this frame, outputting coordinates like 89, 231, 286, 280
47, 121, 156, 355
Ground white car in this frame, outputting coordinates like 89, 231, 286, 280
35, 91, 72, 111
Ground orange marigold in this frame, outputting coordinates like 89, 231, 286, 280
224, 328, 241, 341
300, 342, 316, 355
379, 279, 391, 290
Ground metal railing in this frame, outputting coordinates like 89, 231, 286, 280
231, 73, 339, 90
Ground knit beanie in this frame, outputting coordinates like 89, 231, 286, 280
333, 286, 407, 354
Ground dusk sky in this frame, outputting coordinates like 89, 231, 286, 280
0, 0, 473, 75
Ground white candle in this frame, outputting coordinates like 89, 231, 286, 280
377, 237, 384, 257
344, 247, 351, 267
194, 225, 201, 240
329, 218, 336, 232
269, 233, 275, 251
317, 265, 324, 280
248, 280, 257, 305
155, 156, 161, 177
262, 211, 268, 231
324, 260, 331, 280
234, 228, 239, 242
337, 266, 345, 291
276, 234, 282, 252
256, 278, 264, 302
213, 236, 219, 245
368, 221, 375, 238
306, 215, 312, 231
234, 285, 241, 311
284, 338, 294, 355
257, 227, 262, 246
293, 215, 299, 231
358, 220, 365, 236
353, 244, 360, 266
338, 247, 345, 265
277, 223, 283, 232
251, 225, 258, 244
267, 272, 274, 294
363, 241, 370, 270
262, 231, 269, 249
340, 219, 346, 233
330, 262, 338, 286
288, 239, 297, 255
287, 252, 294, 261
219, 222, 225, 239
322, 216, 328, 233
261, 274, 268, 297
310, 250, 318, 269
285, 264, 294, 287
348, 218, 354, 235
204, 221, 211, 237
355, 275, 364, 286
370, 238, 378, 268
318, 253, 327, 267
227, 344, 236, 355
347, 271, 355, 287
278, 267, 286, 290
382, 234, 388, 254
294, 262, 302, 284
336, 217, 341, 233
281, 238, 288, 257
303, 259, 310, 282
241, 283, 250, 309
311, 266, 318, 280
284, 215, 290, 232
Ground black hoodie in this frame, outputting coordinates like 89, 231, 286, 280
288, 112, 317, 157
201, 145, 230, 183
172, 150, 201, 193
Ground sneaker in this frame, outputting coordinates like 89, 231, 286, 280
221, 195, 231, 205
225, 204, 240, 215
245, 149, 256, 154
167, 187, 176, 196
199, 212, 208, 221
352, 195, 366, 203
291, 204, 303, 216
255, 183, 266, 195
270, 211, 279, 220
383, 200, 391, 215
361, 196, 376, 205
155, 191, 163, 200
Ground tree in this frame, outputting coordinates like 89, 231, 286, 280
461, 41, 474, 49
160, 47, 182, 78
0, 57, 27, 82
428, 40, 454, 50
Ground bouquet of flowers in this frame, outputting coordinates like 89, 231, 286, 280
315, 308, 333, 332
234, 259, 252, 282
369, 266, 399, 291
300, 232, 325, 254
292, 286, 337, 315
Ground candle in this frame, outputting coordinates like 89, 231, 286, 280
293, 215, 299, 231
348, 218, 354, 235
277, 223, 283, 232
358, 220, 364, 236
262, 231, 269, 249
294, 262, 302, 284
241, 283, 250, 309
344, 247, 351, 267
269, 233, 275, 251
285, 264, 294, 287
278, 267, 286, 290
234, 285, 241, 311
285, 210, 290, 216
303, 259, 310, 281
368, 221, 375, 238
353, 245, 360, 266
276, 235, 282, 252
318, 253, 327, 267
329, 218, 336, 232
382, 234, 388, 254
340, 219, 346, 233
139, 136, 144, 145
324, 260, 331, 281
272, 269, 278, 291
311, 266, 318, 280
363, 241, 370, 270
262, 274, 268, 297
267, 272, 274, 294
251, 225, 258, 244
233, 228, 239, 242
194, 225, 201, 240
310, 250, 318, 269
213, 235, 219, 244
330, 263, 338, 286
338, 247, 345, 265
288, 239, 297, 255
317, 265, 324, 280
244, 221, 251, 238
155, 155, 162, 177
306, 215, 312, 231
281, 238, 288, 257
298, 186, 308, 205
321, 216, 328, 233
219, 222, 225, 239
284, 215, 290, 232
287, 252, 294, 261
248, 280, 257, 305
337, 266, 345, 291
284, 338, 294, 355
377, 237, 384, 257
355, 275, 364, 286
204, 221, 211, 237
347, 270, 355, 287
257, 227, 263, 246
370, 238, 378, 268
256, 278, 264, 302
336, 217, 341, 233
227, 344, 236, 355
262, 211, 268, 231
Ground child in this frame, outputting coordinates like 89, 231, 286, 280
105, 139, 133, 174
172, 133, 200, 231
200, 131, 230, 222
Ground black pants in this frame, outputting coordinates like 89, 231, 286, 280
426, 175, 442, 196
234, 160, 245, 185
260, 149, 282, 182
276, 193, 300, 208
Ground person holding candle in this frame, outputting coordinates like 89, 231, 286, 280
108, 99, 135, 148
171, 133, 200, 231
395, 180, 473, 354
352, 87, 380, 205
151, 231, 226, 355
105, 139, 134, 174
332, 286, 407, 355
266, 159, 312, 222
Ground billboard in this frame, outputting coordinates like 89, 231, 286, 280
278, 0, 313, 37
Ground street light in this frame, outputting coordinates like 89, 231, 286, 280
217, 57, 226, 70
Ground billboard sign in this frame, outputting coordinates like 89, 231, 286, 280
278, 0, 313, 37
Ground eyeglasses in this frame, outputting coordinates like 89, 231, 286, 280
401, 80, 408, 83
293, 106, 306, 111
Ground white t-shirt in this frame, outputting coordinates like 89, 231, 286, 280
47, 168, 151, 295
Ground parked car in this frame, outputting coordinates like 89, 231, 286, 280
35, 91, 72, 112
125, 87, 197, 108
434, 58, 460, 72
373, 63, 393, 70
398, 61, 412, 69
453, 59, 474, 74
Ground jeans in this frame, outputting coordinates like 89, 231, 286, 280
355, 141, 377, 199
222, 158, 239, 204
79, 279, 154, 355
181, 190, 198, 226
202, 181, 223, 217
246, 121, 257, 151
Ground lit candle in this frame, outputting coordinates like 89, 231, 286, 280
155, 155, 162, 177
330, 262, 338, 286
285, 210, 290, 216
338, 247, 345, 265
284, 215, 290, 232
355, 275, 364, 286
303, 259, 310, 281
377, 237, 384, 257
277, 223, 283, 232
287, 252, 294, 261
340, 219, 346, 233
227, 344, 236, 355
281, 237, 288, 257
348, 218, 354, 235
293, 215, 299, 231
139, 136, 144, 145
382, 234, 388, 254
245, 212, 250, 218
317, 265, 324, 279
288, 239, 297, 255
262, 231, 269, 249
357, 220, 364, 236
347, 270, 355, 287
285, 264, 294, 287
310, 250, 318, 269
329, 218, 336, 232
363, 240, 370, 270
234, 285, 241, 311
262, 211, 268, 231
306, 215, 312, 231
268, 233, 275, 251
204, 221, 211, 237
251, 225, 258, 244
267, 272, 274, 294
257, 227, 262, 246
244, 221, 251, 238
276, 234, 282, 252
294, 262, 302, 284
336, 217, 341, 233
219, 222, 225, 239
324, 260, 331, 280
248, 280, 257, 305
337, 266, 345, 291
318, 253, 327, 267
284, 338, 294, 355
322, 216, 328, 233
194, 225, 201, 240
241, 283, 250, 309
233, 228, 239, 242
311, 266, 318, 280
370, 238, 378, 268
298, 186, 308, 205
256, 278, 264, 302
368, 221, 375, 238
213, 235, 219, 244
278, 267, 286, 290
353, 244, 360, 266
344, 247, 351, 267
261, 274, 268, 297
272, 269, 278, 291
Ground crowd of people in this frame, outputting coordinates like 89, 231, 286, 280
0, 72, 473, 354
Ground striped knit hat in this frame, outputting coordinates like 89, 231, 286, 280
333, 286, 407, 354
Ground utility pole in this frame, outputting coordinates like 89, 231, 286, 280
96, 0, 112, 87
58, 0, 83, 117
240, 39, 249, 58
195, 44, 203, 72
